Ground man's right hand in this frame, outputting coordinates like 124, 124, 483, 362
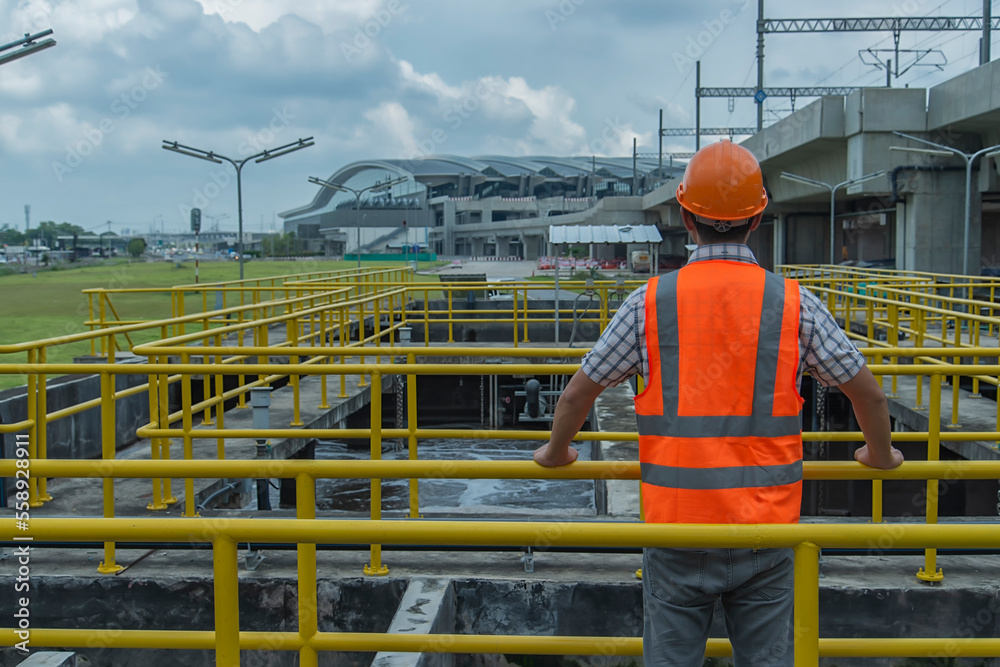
854, 443, 904, 470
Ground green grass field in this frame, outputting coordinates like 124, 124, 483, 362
0, 258, 442, 390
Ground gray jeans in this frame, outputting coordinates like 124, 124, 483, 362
642, 547, 794, 666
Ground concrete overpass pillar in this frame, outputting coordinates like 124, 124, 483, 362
898, 170, 979, 274
773, 213, 786, 267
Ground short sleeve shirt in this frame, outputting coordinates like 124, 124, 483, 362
581, 244, 865, 389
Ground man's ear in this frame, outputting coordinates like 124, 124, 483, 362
680, 209, 700, 244
745, 213, 763, 234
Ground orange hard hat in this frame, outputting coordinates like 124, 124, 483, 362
675, 139, 768, 222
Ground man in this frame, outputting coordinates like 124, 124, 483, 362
533, 140, 904, 666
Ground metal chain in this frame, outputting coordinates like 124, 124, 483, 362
817, 384, 829, 514
394, 374, 405, 452
480, 374, 485, 428
996, 481, 999, 518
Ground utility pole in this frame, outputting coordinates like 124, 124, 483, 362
658, 108, 663, 178
983, 0, 993, 65
162, 137, 314, 279
695, 61, 702, 150
756, 0, 765, 132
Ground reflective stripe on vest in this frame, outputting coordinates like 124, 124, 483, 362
635, 260, 804, 524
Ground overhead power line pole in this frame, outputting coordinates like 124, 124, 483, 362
737, 10, 1000, 132
757, 0, 765, 132
983, 0, 992, 65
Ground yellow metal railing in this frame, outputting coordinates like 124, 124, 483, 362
4, 470, 1000, 665
6, 265, 1000, 663
9, 356, 1000, 584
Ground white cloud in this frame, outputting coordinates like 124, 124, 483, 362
192, 0, 383, 33
362, 101, 418, 156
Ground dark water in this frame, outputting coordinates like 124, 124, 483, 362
314, 438, 595, 515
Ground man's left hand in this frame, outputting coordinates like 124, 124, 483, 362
533, 442, 579, 467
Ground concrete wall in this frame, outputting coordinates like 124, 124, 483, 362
0, 365, 178, 463
928, 57, 1000, 130
0, 575, 405, 667
897, 169, 977, 273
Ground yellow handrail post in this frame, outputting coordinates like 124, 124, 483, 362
158, 352, 177, 505
949, 315, 961, 429
512, 288, 519, 347
374, 298, 382, 349
914, 308, 925, 411
364, 371, 389, 576
971, 309, 982, 397
212, 536, 240, 666
447, 288, 455, 343
146, 353, 165, 511
237, 315, 247, 409
290, 316, 303, 427
201, 317, 214, 426
98, 294, 107, 356
888, 303, 899, 398
25, 348, 39, 508
423, 288, 430, 347
181, 352, 198, 517
297, 472, 319, 666
318, 309, 330, 410
872, 477, 883, 524
357, 301, 367, 388
339, 307, 347, 398
88, 292, 96, 355
917, 373, 944, 583
866, 299, 875, 343
36, 347, 51, 503
97, 372, 123, 574
215, 334, 226, 460
523, 286, 530, 343
794, 541, 820, 665
407, 352, 419, 519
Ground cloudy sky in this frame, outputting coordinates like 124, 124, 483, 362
0, 0, 991, 234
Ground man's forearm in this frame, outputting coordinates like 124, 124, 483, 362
546, 370, 607, 452
838, 366, 898, 467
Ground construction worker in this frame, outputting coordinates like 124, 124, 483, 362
534, 139, 903, 666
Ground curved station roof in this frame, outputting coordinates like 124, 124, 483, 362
281, 154, 681, 221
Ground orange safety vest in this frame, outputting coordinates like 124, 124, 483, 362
635, 260, 805, 524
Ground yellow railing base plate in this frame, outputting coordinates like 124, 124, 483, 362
916, 567, 944, 583
363, 564, 389, 577
97, 562, 124, 574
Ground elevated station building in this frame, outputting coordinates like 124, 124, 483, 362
280, 156, 680, 260
285, 56, 1000, 275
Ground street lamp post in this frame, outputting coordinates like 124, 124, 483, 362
780, 170, 886, 265
0, 29, 56, 66
162, 137, 315, 279
890, 131, 1000, 274
307, 175, 408, 269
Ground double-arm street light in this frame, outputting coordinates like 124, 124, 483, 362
163, 137, 315, 279
307, 175, 408, 269
890, 131, 1000, 275
779, 170, 886, 266
0, 29, 56, 66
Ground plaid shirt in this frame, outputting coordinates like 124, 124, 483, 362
581, 244, 865, 388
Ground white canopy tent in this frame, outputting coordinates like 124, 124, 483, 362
547, 224, 664, 343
